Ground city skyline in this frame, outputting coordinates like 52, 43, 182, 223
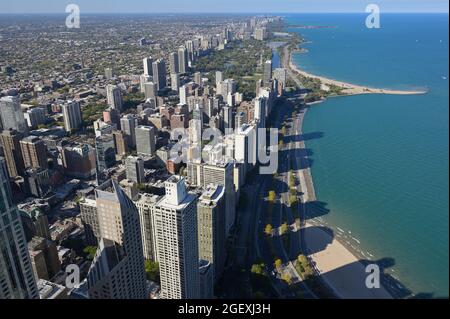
0, 0, 448, 14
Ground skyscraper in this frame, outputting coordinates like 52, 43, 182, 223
120, 114, 138, 148
194, 72, 202, 86
106, 84, 123, 111
169, 52, 179, 74
143, 82, 157, 100
153, 176, 200, 299
263, 60, 273, 86
143, 57, 153, 76
20, 136, 48, 170
0, 158, 38, 299
95, 135, 116, 173
197, 185, 226, 284
0, 129, 25, 178
136, 125, 156, 157
187, 162, 236, 235
125, 156, 145, 184
152, 59, 167, 91
171, 73, 181, 92
61, 100, 82, 132
140, 74, 152, 93
179, 85, 188, 105
178, 47, 188, 74
0, 95, 28, 135
87, 180, 147, 299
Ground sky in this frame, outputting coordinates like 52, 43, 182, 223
0, 0, 448, 14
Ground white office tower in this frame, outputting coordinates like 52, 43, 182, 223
0, 159, 38, 299
178, 47, 188, 74
179, 85, 188, 105
125, 156, 145, 184
62, 100, 82, 132
197, 185, 226, 285
136, 125, 156, 157
263, 60, 273, 86
153, 176, 200, 299
169, 52, 179, 74
144, 82, 157, 100
87, 180, 147, 299
143, 57, 153, 76
152, 59, 167, 91
140, 74, 152, 93
0, 96, 28, 135
171, 73, 181, 92
254, 96, 267, 129
106, 84, 123, 111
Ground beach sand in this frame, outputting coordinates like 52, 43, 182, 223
302, 222, 393, 299
294, 109, 393, 299
285, 46, 427, 96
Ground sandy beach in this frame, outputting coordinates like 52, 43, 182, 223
294, 107, 393, 299
284, 46, 427, 96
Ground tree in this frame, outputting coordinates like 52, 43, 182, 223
280, 223, 289, 235
298, 255, 308, 266
265, 224, 273, 236
274, 259, 283, 271
145, 260, 160, 284
83, 246, 97, 260
268, 191, 276, 202
281, 273, 292, 285
251, 263, 265, 275
289, 194, 298, 206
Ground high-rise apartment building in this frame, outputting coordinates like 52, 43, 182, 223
87, 181, 148, 299
197, 185, 226, 284
263, 60, 273, 86
152, 59, 167, 91
178, 47, 188, 74
20, 136, 48, 170
143, 57, 153, 76
106, 84, 123, 111
169, 52, 179, 74
0, 95, 28, 135
0, 129, 25, 178
61, 100, 82, 132
153, 176, 200, 299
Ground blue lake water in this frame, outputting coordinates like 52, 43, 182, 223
285, 13, 449, 297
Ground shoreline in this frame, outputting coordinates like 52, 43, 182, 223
295, 107, 393, 299
285, 46, 428, 96
280, 42, 393, 299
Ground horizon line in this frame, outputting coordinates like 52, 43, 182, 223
0, 11, 448, 15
